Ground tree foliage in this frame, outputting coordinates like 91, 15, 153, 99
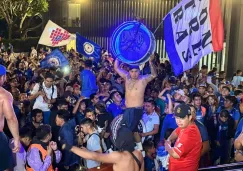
0, 0, 49, 39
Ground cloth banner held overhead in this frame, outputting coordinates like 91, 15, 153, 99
164, 0, 224, 76
40, 49, 69, 68
76, 33, 101, 60
38, 20, 76, 47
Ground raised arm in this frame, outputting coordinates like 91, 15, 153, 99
114, 59, 128, 79
167, 94, 173, 114
143, 55, 158, 83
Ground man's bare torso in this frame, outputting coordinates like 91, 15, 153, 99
113, 150, 143, 171
125, 77, 147, 108
0, 87, 9, 131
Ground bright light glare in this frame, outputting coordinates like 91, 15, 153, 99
63, 66, 70, 74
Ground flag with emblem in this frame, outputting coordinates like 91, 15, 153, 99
40, 49, 69, 68
76, 33, 101, 60
38, 20, 76, 47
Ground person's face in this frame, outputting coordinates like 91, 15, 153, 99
44, 78, 54, 88
116, 77, 123, 84
85, 112, 96, 121
207, 87, 214, 94
73, 87, 80, 95
222, 88, 230, 96
208, 96, 215, 105
33, 113, 43, 124
55, 115, 64, 127
19, 63, 24, 70
201, 68, 208, 75
151, 91, 158, 99
113, 92, 122, 102
10, 79, 18, 87
174, 92, 182, 100
148, 145, 156, 157
198, 87, 206, 95
183, 88, 189, 95
95, 108, 100, 115
219, 115, 228, 123
238, 72, 242, 76
193, 97, 202, 107
92, 95, 99, 105
20, 93, 27, 101
190, 107, 196, 119
80, 124, 90, 134
104, 82, 111, 91
22, 137, 32, 147
129, 69, 140, 79
224, 99, 233, 108
80, 102, 86, 111
175, 115, 192, 128
144, 102, 155, 114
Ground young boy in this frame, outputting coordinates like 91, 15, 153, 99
143, 140, 157, 171
10, 127, 33, 171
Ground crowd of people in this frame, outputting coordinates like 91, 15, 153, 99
1, 44, 243, 171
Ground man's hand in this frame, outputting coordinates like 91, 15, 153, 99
139, 133, 146, 137
47, 145, 53, 156
12, 139, 20, 153
149, 54, 155, 62
235, 151, 243, 162
165, 140, 172, 151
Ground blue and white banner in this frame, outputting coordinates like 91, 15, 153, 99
40, 49, 69, 68
164, 0, 224, 76
76, 33, 101, 60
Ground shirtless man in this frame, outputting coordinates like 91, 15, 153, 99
114, 55, 157, 149
62, 126, 144, 171
0, 65, 20, 171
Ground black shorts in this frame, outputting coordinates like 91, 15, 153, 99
0, 132, 14, 170
121, 107, 143, 132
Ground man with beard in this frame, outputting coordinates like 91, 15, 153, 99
23, 109, 43, 136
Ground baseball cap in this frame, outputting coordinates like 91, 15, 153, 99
0, 65, 6, 76
175, 89, 185, 96
174, 104, 191, 118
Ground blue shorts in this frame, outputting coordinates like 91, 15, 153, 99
0, 132, 14, 170
121, 107, 143, 132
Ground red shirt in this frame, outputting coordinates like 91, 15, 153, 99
169, 124, 202, 171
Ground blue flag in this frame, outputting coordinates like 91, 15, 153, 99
40, 49, 69, 68
76, 33, 101, 60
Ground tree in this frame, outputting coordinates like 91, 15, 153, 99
0, 0, 48, 39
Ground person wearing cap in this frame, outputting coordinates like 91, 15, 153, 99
165, 104, 202, 171
0, 64, 20, 170
114, 55, 157, 151
61, 125, 144, 171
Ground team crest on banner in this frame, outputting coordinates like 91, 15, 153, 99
40, 49, 69, 68
47, 56, 61, 67
83, 42, 95, 55
164, 0, 224, 76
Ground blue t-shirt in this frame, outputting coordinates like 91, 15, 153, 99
160, 114, 177, 141
195, 120, 209, 142
196, 107, 206, 124
107, 101, 124, 118
144, 156, 156, 171
217, 106, 240, 122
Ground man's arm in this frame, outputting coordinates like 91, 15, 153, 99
201, 141, 210, 157
114, 59, 128, 79
167, 129, 178, 144
143, 55, 158, 83
141, 125, 159, 137
165, 141, 180, 159
70, 146, 121, 164
3, 92, 20, 152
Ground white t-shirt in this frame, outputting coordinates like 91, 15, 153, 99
86, 133, 101, 169
31, 82, 57, 111
142, 112, 160, 133
232, 76, 243, 87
